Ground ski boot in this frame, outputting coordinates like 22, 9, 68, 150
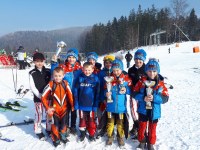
89, 135, 96, 142
106, 136, 114, 145
53, 140, 61, 147
147, 144, 155, 150
79, 130, 86, 142
36, 132, 46, 141
60, 132, 69, 144
137, 142, 146, 150
117, 137, 125, 147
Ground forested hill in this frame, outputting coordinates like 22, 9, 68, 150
0, 26, 91, 53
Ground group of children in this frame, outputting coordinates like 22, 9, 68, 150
29, 48, 169, 150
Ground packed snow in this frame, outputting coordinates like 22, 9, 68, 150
0, 41, 200, 150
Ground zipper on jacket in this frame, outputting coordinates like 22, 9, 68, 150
59, 84, 62, 106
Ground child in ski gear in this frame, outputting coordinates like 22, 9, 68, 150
86, 52, 101, 74
41, 67, 74, 147
133, 59, 169, 150
97, 55, 115, 137
98, 55, 115, 113
74, 62, 100, 142
105, 58, 132, 147
125, 51, 133, 68
29, 52, 51, 140
51, 48, 82, 135
128, 49, 147, 139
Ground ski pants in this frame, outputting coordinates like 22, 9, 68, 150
127, 61, 130, 68
51, 112, 68, 142
130, 98, 139, 121
79, 110, 96, 137
106, 112, 124, 138
34, 102, 51, 134
18, 60, 25, 70
138, 113, 158, 144
66, 104, 77, 128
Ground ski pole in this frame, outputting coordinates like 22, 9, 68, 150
12, 67, 16, 92
15, 64, 17, 92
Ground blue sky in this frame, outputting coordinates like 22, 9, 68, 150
0, 0, 199, 36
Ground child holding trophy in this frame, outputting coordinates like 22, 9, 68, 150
105, 58, 132, 147
51, 48, 82, 135
41, 67, 74, 147
133, 59, 169, 150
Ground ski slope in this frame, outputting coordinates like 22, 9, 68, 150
0, 41, 200, 150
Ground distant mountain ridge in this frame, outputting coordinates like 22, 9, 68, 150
0, 26, 91, 53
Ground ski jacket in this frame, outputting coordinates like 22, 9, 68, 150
74, 73, 100, 112
17, 49, 25, 61
29, 66, 51, 102
98, 67, 112, 102
133, 76, 169, 120
41, 80, 74, 116
128, 64, 146, 86
105, 72, 132, 114
125, 53, 133, 62
51, 61, 82, 90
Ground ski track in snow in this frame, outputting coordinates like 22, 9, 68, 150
0, 41, 200, 150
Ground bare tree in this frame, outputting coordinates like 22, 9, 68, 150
171, 0, 189, 21
171, 0, 189, 41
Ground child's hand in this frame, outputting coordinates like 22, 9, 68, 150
71, 107, 75, 112
51, 55, 57, 62
144, 95, 153, 102
106, 92, 111, 98
47, 107, 55, 116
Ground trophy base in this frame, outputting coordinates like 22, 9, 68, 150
107, 99, 113, 103
146, 106, 152, 109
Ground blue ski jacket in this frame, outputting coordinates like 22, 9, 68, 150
105, 73, 132, 114
74, 73, 100, 112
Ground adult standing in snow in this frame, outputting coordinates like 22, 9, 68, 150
133, 59, 169, 150
16, 46, 26, 70
29, 52, 51, 140
128, 49, 147, 139
125, 51, 133, 68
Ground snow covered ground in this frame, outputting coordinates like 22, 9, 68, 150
0, 41, 200, 150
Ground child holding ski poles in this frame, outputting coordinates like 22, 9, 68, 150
133, 59, 169, 150
74, 62, 100, 142
51, 48, 82, 135
29, 52, 51, 140
41, 67, 74, 147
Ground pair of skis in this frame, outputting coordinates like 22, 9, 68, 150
0, 101, 27, 112
16, 85, 30, 99
0, 118, 46, 128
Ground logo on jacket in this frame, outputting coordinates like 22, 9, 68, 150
80, 83, 94, 87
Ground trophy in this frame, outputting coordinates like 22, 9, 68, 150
55, 41, 67, 57
144, 81, 155, 109
119, 78, 125, 94
104, 76, 114, 103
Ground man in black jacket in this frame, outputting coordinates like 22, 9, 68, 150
128, 49, 147, 139
125, 51, 133, 68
